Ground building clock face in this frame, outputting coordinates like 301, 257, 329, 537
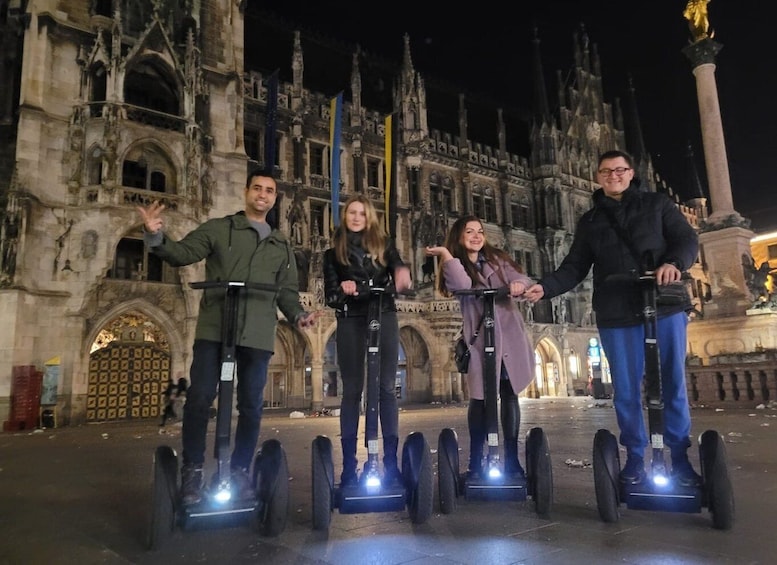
586, 121, 601, 142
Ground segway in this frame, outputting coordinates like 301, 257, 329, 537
592, 273, 734, 529
311, 282, 433, 531
437, 287, 553, 516
148, 281, 290, 549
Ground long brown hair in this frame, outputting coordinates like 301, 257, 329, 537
436, 215, 524, 296
331, 194, 388, 266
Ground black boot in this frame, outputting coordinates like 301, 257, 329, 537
340, 437, 358, 486
382, 435, 402, 486
467, 399, 486, 479
501, 384, 524, 477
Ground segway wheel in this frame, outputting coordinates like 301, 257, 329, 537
699, 429, 735, 530
311, 435, 335, 531
593, 428, 620, 523
525, 427, 553, 517
252, 438, 289, 537
402, 431, 434, 524
148, 445, 178, 550
437, 428, 460, 514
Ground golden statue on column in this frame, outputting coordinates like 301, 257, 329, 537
683, 0, 713, 42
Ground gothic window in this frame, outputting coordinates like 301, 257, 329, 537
441, 176, 453, 213
510, 197, 521, 227
519, 196, 532, 231
483, 187, 497, 223
88, 146, 103, 185
122, 161, 147, 189
472, 186, 483, 220
109, 234, 169, 282
367, 158, 380, 188
89, 64, 107, 116
405, 107, 418, 130
310, 143, 325, 177
122, 160, 166, 192
124, 59, 180, 116
429, 175, 441, 212
121, 143, 176, 193
311, 201, 326, 237
150, 171, 166, 192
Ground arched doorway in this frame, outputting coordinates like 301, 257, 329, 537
532, 337, 564, 398
87, 312, 170, 421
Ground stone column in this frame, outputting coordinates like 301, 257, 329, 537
682, 38, 745, 226
683, 38, 753, 317
310, 360, 324, 412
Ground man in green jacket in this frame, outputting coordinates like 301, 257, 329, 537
137, 168, 321, 504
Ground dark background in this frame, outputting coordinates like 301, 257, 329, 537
249, 1, 774, 231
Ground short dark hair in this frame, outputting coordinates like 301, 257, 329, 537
598, 150, 633, 168
246, 167, 275, 188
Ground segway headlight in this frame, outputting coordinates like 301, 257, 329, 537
214, 485, 232, 503
487, 461, 502, 480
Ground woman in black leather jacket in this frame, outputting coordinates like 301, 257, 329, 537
323, 194, 412, 486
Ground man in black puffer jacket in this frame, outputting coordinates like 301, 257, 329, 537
525, 150, 701, 488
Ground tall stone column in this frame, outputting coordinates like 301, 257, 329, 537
682, 38, 754, 318
682, 39, 744, 225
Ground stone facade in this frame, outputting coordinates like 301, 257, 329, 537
3, 2, 760, 428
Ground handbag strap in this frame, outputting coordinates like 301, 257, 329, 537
468, 312, 485, 346
600, 206, 649, 270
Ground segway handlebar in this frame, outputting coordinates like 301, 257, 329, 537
190, 280, 279, 293
602, 271, 692, 286
452, 286, 511, 299
354, 281, 417, 298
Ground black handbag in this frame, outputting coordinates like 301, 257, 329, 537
454, 313, 484, 373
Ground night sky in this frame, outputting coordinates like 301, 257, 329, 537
252, 2, 775, 231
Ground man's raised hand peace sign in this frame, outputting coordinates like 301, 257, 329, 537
136, 201, 166, 235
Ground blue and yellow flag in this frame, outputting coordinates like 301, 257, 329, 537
329, 92, 343, 228
384, 113, 398, 237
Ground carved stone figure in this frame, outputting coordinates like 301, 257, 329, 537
741, 253, 775, 303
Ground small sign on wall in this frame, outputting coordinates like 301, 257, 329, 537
42, 356, 60, 406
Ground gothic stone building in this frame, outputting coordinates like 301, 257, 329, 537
0, 1, 709, 427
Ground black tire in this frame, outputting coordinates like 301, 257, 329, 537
148, 445, 178, 550
437, 428, 459, 515
593, 428, 620, 523
311, 435, 334, 531
253, 439, 289, 537
699, 430, 735, 530
402, 432, 434, 524
526, 427, 553, 517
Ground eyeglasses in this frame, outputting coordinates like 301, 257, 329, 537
598, 167, 632, 176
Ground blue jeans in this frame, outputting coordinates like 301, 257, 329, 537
598, 311, 692, 459
182, 339, 272, 470
336, 311, 399, 444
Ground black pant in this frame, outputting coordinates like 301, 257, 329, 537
336, 311, 399, 445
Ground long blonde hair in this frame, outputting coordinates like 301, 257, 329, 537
332, 194, 388, 266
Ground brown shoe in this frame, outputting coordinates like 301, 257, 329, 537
181, 464, 204, 505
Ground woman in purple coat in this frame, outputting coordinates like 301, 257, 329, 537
426, 216, 535, 478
